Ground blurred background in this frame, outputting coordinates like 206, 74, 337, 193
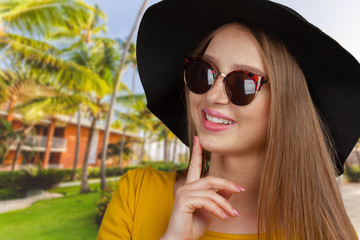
0, 0, 359, 239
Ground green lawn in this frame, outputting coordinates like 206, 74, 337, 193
0, 181, 117, 240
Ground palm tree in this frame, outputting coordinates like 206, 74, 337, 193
0, 118, 21, 165
60, 35, 130, 193
2, 67, 84, 170
0, 0, 92, 38
101, 139, 134, 167
48, 4, 107, 181
1, 1, 109, 173
100, 0, 149, 191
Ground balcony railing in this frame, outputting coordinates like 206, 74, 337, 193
9, 135, 67, 152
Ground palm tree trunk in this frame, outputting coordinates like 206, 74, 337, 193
80, 115, 97, 193
11, 125, 33, 171
99, 0, 148, 191
163, 130, 168, 163
11, 141, 23, 171
71, 105, 82, 181
139, 131, 147, 162
118, 126, 127, 171
172, 137, 177, 163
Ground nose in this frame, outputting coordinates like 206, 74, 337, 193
205, 73, 230, 105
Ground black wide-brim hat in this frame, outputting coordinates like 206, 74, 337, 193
136, 0, 360, 175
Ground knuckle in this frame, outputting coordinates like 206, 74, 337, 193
205, 201, 217, 213
176, 190, 187, 200
205, 199, 214, 207
176, 186, 185, 195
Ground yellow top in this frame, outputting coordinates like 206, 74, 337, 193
97, 167, 358, 240
97, 167, 260, 240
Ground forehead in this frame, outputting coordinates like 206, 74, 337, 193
203, 24, 266, 75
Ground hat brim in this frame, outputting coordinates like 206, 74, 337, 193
136, 0, 360, 174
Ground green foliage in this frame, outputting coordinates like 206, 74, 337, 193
0, 188, 25, 200
0, 168, 65, 200
344, 166, 360, 182
0, 118, 21, 164
95, 181, 116, 226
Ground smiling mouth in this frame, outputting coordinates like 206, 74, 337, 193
204, 112, 235, 125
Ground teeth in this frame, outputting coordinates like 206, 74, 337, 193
205, 113, 234, 125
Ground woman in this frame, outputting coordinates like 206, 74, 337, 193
97, 0, 360, 239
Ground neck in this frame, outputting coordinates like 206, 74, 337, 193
207, 151, 263, 214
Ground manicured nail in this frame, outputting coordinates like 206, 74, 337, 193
235, 185, 246, 192
233, 208, 240, 217
222, 213, 230, 220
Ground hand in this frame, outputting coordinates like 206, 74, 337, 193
160, 136, 246, 240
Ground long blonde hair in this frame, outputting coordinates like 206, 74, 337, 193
182, 23, 357, 240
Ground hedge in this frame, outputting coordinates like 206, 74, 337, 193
0, 169, 65, 200
0, 161, 188, 201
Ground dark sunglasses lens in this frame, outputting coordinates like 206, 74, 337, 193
185, 61, 214, 94
225, 72, 256, 106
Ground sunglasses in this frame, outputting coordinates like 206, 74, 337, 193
184, 56, 269, 106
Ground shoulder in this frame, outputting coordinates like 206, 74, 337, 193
119, 167, 178, 194
123, 166, 177, 183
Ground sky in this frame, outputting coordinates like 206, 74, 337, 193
83, 0, 360, 94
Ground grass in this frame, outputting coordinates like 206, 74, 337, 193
0, 181, 117, 240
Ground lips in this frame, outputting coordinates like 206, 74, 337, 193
201, 108, 236, 132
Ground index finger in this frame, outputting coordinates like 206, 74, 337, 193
186, 136, 203, 184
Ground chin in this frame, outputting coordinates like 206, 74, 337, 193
198, 133, 267, 157
198, 134, 237, 155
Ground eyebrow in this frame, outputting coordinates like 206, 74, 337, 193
202, 54, 267, 77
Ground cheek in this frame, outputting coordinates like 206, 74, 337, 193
189, 91, 202, 121
239, 88, 271, 142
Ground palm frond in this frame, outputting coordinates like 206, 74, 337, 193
2, 33, 59, 52
90, 37, 121, 85
7, 80, 58, 103
46, 30, 79, 40
1, 0, 93, 37
2, 39, 111, 96
92, 24, 107, 35
116, 93, 145, 107
115, 110, 153, 131
12, 95, 78, 123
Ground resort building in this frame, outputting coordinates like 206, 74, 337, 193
0, 109, 142, 171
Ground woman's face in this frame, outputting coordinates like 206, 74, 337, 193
189, 24, 271, 157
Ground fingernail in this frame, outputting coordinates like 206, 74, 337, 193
222, 213, 230, 220
233, 208, 240, 217
235, 185, 246, 192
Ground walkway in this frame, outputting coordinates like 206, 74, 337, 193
0, 191, 62, 214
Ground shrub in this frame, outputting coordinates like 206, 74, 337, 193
95, 181, 116, 226
0, 162, 188, 201
0, 188, 25, 200
0, 168, 65, 200
344, 166, 360, 182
